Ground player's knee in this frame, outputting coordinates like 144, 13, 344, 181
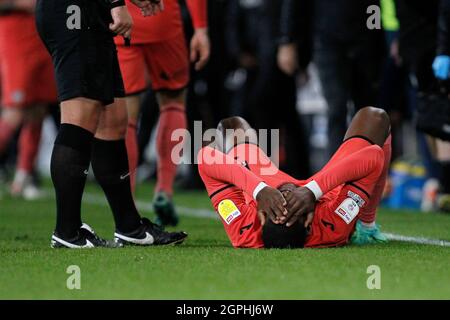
97, 112, 128, 139
60, 98, 103, 132
217, 117, 257, 152
113, 116, 128, 137
218, 116, 251, 132
2, 109, 25, 128
359, 107, 390, 134
158, 88, 186, 107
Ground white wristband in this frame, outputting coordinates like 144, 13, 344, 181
304, 180, 323, 200
253, 182, 269, 200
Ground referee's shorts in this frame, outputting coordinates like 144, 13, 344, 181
36, 0, 125, 106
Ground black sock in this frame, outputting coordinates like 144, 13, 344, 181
91, 138, 141, 233
52, 124, 93, 239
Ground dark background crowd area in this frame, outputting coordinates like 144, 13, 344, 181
1, 0, 449, 211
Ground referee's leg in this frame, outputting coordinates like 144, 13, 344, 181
92, 98, 142, 234
51, 98, 102, 239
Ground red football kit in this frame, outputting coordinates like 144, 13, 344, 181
116, 0, 208, 93
198, 136, 391, 249
0, 12, 57, 108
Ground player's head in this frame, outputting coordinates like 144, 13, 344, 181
262, 219, 307, 249
216, 116, 257, 153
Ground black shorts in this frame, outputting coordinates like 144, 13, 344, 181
35, 0, 125, 105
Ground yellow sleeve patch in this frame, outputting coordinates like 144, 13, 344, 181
217, 199, 241, 225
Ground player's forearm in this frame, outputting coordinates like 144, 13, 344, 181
198, 148, 267, 200
186, 0, 208, 30
305, 146, 384, 200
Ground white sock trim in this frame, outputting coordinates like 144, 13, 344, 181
253, 182, 269, 200
304, 180, 323, 200
361, 221, 376, 228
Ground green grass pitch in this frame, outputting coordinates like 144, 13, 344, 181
0, 181, 449, 299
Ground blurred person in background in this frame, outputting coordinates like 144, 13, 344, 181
117, 0, 210, 227
225, 0, 312, 179
176, 0, 231, 190
432, 0, 450, 82
312, 0, 384, 158
0, 0, 57, 199
130, 1, 231, 193
395, 0, 450, 213
431, 0, 450, 211
225, 0, 260, 117
378, 0, 410, 162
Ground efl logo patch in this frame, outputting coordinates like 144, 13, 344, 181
347, 190, 366, 207
334, 198, 359, 224
218, 199, 241, 225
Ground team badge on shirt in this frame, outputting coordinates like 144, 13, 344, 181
334, 198, 359, 224
218, 199, 241, 225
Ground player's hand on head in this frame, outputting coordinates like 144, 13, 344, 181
190, 28, 210, 71
283, 187, 316, 227
110, 5, 134, 39
256, 186, 288, 225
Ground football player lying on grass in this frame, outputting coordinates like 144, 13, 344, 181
197, 107, 391, 248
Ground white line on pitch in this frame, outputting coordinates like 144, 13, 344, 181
384, 233, 450, 247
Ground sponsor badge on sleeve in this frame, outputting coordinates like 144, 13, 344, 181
218, 199, 241, 225
334, 198, 359, 224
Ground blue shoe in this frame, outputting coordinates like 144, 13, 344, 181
351, 220, 388, 245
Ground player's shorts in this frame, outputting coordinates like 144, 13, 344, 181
116, 32, 189, 95
35, 0, 125, 106
0, 14, 57, 108
305, 136, 383, 248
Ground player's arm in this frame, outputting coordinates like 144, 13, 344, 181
198, 147, 287, 223
284, 145, 384, 226
186, 0, 210, 70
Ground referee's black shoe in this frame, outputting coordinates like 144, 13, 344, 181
114, 218, 187, 246
51, 223, 119, 249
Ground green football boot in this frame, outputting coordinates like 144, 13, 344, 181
351, 220, 388, 245
153, 191, 179, 227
